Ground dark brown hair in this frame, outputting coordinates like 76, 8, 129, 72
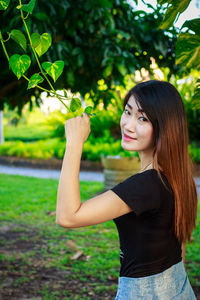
124, 80, 198, 244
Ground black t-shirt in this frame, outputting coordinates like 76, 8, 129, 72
111, 169, 182, 278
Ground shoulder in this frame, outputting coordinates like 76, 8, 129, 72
126, 168, 160, 183
111, 169, 161, 195
120, 168, 172, 193
131, 168, 168, 182
135, 169, 173, 194
111, 169, 163, 216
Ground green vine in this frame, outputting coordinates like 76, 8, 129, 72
0, 0, 95, 116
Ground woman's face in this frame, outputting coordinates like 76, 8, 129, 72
120, 95, 154, 152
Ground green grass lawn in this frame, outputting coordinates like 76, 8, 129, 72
0, 174, 119, 299
4, 107, 53, 142
5, 123, 53, 142
0, 174, 199, 299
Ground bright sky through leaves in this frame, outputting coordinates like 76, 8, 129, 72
129, 0, 200, 28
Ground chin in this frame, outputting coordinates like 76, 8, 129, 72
121, 140, 137, 151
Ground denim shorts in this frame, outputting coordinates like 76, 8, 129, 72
115, 260, 197, 300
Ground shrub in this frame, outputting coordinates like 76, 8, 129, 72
44, 104, 121, 141
0, 138, 198, 163
172, 74, 200, 142
0, 139, 64, 160
189, 142, 200, 164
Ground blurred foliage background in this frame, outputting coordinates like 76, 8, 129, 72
0, 0, 199, 162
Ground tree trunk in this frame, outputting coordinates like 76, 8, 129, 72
0, 110, 4, 144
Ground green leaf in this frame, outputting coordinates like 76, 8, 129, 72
117, 63, 127, 76
34, 12, 48, 21
70, 98, 82, 112
0, 0, 10, 10
190, 78, 200, 109
181, 18, 200, 35
31, 33, 52, 56
9, 54, 31, 79
84, 106, 93, 115
42, 60, 64, 82
158, 0, 191, 29
66, 70, 75, 86
77, 54, 84, 67
71, 47, 81, 56
28, 73, 44, 89
129, 65, 135, 73
192, 88, 200, 110
10, 29, 27, 52
103, 64, 113, 78
93, 0, 113, 8
18, 0, 37, 14
63, 89, 68, 98
175, 32, 200, 69
31, 33, 40, 47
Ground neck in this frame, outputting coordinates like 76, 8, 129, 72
138, 150, 154, 172
140, 160, 153, 172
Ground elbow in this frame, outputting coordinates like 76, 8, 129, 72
56, 216, 74, 228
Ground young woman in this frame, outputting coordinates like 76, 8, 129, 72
56, 80, 198, 299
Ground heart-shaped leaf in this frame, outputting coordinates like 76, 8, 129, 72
28, 73, 44, 89
70, 98, 82, 112
84, 106, 93, 115
42, 60, 64, 82
31, 33, 52, 56
31, 33, 41, 48
10, 29, 27, 52
0, 0, 10, 10
9, 54, 31, 79
17, 0, 36, 13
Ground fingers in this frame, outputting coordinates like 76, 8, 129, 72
65, 113, 90, 127
82, 112, 90, 118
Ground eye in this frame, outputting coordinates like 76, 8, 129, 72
139, 116, 148, 122
124, 109, 131, 115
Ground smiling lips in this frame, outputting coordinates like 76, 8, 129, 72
123, 134, 137, 142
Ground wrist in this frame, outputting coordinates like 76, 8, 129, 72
66, 141, 84, 152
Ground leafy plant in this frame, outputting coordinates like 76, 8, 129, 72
170, 72, 200, 141
158, 0, 191, 29
0, 0, 94, 116
0, 0, 180, 113
157, 0, 200, 107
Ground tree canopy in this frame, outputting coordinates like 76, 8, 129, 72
0, 0, 179, 112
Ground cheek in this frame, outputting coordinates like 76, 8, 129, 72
137, 124, 153, 140
120, 115, 125, 129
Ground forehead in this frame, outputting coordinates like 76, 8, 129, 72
126, 95, 143, 113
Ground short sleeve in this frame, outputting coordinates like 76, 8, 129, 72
110, 170, 161, 216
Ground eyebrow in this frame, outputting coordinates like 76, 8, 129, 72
126, 103, 144, 113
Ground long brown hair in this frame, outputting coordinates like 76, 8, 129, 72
124, 80, 198, 244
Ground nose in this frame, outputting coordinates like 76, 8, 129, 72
124, 116, 136, 133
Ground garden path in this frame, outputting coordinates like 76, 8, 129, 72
0, 164, 199, 197
0, 164, 103, 182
